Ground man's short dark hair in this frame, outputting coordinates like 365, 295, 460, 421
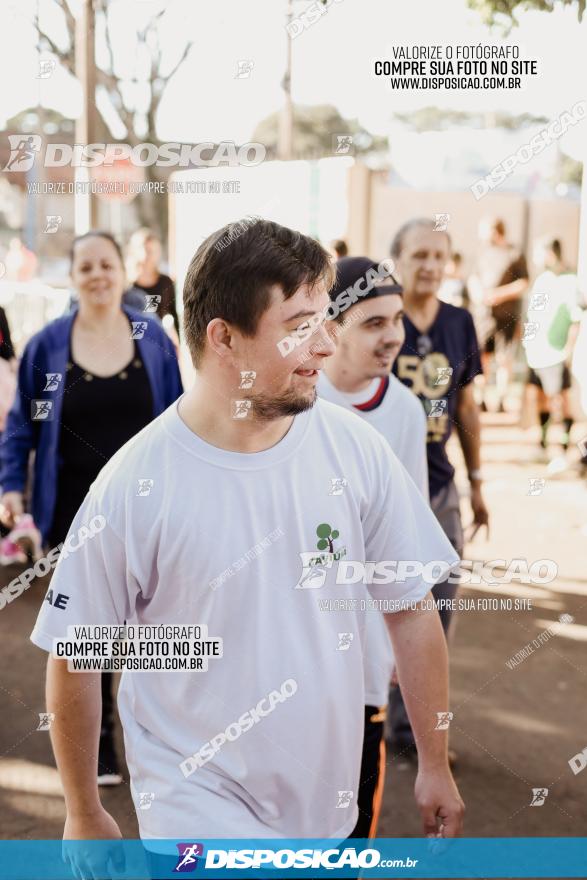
549, 238, 562, 261
390, 218, 451, 260
492, 218, 506, 238
183, 219, 335, 365
331, 239, 348, 258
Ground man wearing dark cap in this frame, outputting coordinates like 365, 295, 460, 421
320, 256, 448, 837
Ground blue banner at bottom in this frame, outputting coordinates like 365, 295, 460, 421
0, 838, 585, 879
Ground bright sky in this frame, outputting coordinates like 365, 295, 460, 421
1, 0, 586, 144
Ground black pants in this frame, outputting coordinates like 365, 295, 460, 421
349, 705, 386, 838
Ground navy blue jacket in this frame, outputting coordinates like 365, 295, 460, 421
0, 306, 183, 541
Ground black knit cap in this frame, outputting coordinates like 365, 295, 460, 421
328, 256, 403, 305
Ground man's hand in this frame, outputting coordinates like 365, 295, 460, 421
470, 484, 489, 527
63, 807, 124, 880
414, 765, 465, 838
64, 806, 123, 840
0, 491, 24, 529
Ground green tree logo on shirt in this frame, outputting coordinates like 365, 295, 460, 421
316, 523, 339, 554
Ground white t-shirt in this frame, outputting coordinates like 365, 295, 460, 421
318, 372, 429, 705
524, 271, 581, 369
31, 398, 456, 842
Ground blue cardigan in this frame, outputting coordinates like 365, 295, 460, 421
0, 306, 184, 541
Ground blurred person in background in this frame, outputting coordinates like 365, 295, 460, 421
523, 237, 582, 470
329, 238, 349, 260
0, 304, 17, 441
390, 217, 489, 763
438, 252, 469, 310
4, 237, 38, 282
0, 230, 183, 784
126, 228, 180, 341
473, 218, 529, 412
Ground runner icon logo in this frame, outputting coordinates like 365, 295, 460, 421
530, 788, 548, 806
435, 711, 453, 730
433, 213, 450, 231
31, 400, 53, 421
174, 843, 204, 873
337, 632, 353, 651
131, 321, 148, 339
37, 712, 55, 731
43, 373, 62, 391
144, 295, 161, 312
328, 477, 348, 496
138, 792, 155, 810
239, 370, 256, 390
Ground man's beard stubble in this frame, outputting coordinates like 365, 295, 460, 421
245, 386, 318, 421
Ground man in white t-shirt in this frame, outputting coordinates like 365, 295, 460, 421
31, 220, 463, 875
523, 237, 582, 462
317, 256, 429, 838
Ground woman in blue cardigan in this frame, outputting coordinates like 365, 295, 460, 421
0, 230, 183, 784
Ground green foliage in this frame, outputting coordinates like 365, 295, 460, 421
467, 0, 585, 28
394, 107, 548, 132
252, 105, 388, 160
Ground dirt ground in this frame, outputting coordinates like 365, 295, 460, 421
1, 411, 586, 879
